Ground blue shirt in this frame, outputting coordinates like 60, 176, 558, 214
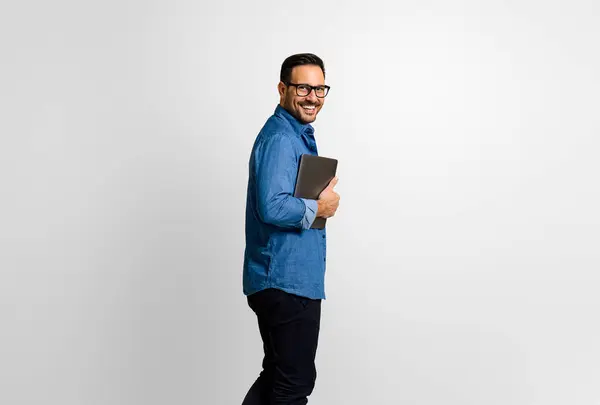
243, 105, 328, 300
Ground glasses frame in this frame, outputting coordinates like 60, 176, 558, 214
285, 82, 331, 98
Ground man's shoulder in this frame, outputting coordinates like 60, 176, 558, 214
261, 113, 295, 137
255, 116, 298, 147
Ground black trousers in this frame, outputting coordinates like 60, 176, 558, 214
242, 288, 322, 405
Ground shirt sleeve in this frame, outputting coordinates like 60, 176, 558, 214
301, 198, 318, 229
255, 133, 311, 229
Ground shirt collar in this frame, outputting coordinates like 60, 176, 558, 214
274, 104, 314, 137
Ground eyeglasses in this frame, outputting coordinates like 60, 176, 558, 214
285, 82, 331, 98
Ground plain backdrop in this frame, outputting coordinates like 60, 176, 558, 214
1, 0, 599, 404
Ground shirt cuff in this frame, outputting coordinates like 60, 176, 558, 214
300, 199, 318, 230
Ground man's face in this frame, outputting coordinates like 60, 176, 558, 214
278, 65, 326, 124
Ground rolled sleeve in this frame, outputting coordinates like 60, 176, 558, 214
301, 198, 318, 229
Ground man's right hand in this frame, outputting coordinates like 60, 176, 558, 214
316, 177, 340, 218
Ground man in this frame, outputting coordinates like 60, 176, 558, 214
241, 53, 340, 405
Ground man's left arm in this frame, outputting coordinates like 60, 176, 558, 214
255, 133, 317, 230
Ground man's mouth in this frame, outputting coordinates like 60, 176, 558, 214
301, 105, 317, 113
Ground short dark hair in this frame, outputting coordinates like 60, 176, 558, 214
280, 53, 326, 83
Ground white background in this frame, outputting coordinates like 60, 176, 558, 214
1, 0, 599, 404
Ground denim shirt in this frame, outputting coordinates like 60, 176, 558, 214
243, 105, 327, 300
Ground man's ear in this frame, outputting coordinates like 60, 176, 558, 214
277, 81, 286, 98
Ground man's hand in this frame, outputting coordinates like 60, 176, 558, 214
316, 177, 340, 218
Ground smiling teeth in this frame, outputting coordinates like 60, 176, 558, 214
303, 105, 315, 110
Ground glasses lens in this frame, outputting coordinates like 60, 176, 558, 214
315, 87, 326, 97
296, 85, 310, 96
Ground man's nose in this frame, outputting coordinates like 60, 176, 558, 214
305, 89, 318, 102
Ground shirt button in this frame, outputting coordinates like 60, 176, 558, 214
322, 235, 325, 239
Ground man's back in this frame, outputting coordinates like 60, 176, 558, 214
243, 105, 327, 300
